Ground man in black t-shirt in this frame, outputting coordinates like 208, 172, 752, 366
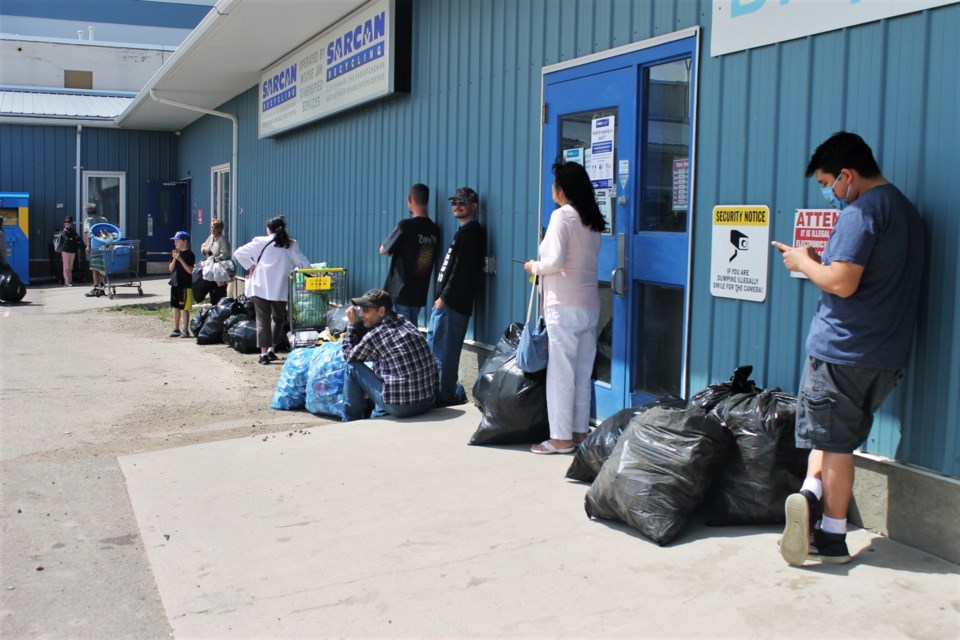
426, 186, 486, 406
380, 183, 440, 327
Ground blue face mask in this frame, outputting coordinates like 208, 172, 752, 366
821, 174, 849, 210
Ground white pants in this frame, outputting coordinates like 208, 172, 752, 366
543, 305, 600, 440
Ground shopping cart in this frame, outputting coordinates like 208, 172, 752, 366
288, 267, 348, 347
90, 239, 143, 299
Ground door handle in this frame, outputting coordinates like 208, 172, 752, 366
610, 232, 626, 296
611, 267, 625, 296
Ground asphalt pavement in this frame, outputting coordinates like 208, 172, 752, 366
3, 276, 959, 639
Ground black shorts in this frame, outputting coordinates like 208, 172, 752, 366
170, 286, 194, 311
795, 357, 902, 454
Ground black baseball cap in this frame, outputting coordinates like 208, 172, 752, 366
351, 288, 393, 310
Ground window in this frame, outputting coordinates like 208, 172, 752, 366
82, 172, 126, 230
210, 163, 231, 224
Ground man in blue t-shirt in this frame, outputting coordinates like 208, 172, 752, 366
772, 132, 924, 566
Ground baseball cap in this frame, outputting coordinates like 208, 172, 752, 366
448, 187, 478, 204
350, 288, 393, 311
170, 231, 190, 241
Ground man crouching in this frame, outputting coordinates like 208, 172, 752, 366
341, 288, 438, 422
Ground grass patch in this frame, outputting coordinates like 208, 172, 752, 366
107, 302, 173, 325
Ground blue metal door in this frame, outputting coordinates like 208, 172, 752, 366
145, 180, 188, 264
542, 36, 697, 420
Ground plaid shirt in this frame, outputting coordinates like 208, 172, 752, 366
342, 313, 438, 406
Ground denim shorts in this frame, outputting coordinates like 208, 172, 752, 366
795, 357, 902, 454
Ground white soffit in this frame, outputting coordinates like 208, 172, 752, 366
116, 0, 368, 131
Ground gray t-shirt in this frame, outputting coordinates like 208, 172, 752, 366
806, 183, 924, 369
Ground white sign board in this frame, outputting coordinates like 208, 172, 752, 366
710, 205, 770, 302
259, 0, 399, 138
711, 0, 955, 57
589, 116, 615, 190
791, 208, 840, 279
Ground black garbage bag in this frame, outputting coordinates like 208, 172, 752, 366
236, 294, 256, 318
324, 305, 349, 335
225, 318, 259, 353
585, 406, 733, 545
190, 307, 211, 336
705, 389, 808, 525
469, 323, 549, 446
197, 297, 244, 344
192, 278, 215, 304
688, 365, 758, 412
221, 313, 252, 343
566, 396, 685, 483
0, 265, 27, 302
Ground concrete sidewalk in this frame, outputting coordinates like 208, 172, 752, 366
18, 277, 958, 638
119, 405, 959, 639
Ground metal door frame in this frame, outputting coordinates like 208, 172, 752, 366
538, 26, 701, 402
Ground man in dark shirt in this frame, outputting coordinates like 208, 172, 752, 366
380, 183, 440, 327
341, 288, 438, 422
427, 187, 486, 406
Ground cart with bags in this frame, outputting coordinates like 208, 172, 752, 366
90, 239, 142, 299
287, 267, 348, 348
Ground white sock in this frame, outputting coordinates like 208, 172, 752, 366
267, 348, 275, 354
821, 515, 847, 534
800, 477, 823, 500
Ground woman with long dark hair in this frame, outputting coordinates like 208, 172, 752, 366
524, 161, 605, 454
233, 216, 310, 364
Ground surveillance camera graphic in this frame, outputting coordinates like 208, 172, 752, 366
730, 230, 748, 262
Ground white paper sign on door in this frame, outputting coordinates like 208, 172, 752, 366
590, 116, 615, 190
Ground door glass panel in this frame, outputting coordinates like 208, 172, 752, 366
559, 110, 616, 234
640, 59, 690, 232
86, 176, 121, 223
559, 109, 617, 385
634, 283, 683, 398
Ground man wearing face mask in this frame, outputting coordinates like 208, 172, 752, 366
771, 132, 924, 566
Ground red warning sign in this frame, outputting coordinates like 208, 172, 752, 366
791, 208, 839, 279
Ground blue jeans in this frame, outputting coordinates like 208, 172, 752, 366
341, 361, 434, 422
394, 304, 421, 327
426, 304, 469, 405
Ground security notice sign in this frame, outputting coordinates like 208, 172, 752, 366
791, 208, 839, 279
710, 205, 770, 302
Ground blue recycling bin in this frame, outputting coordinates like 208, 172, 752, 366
89, 222, 123, 249
0, 192, 30, 285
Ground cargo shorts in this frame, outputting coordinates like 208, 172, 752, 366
795, 357, 902, 454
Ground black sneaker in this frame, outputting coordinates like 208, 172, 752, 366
85, 288, 99, 297
267, 351, 279, 361
810, 530, 852, 564
258, 354, 271, 365
780, 491, 816, 566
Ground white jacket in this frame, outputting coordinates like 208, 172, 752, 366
233, 233, 310, 302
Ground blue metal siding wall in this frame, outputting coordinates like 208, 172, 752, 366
181, 0, 709, 344
0, 123, 178, 276
178, 0, 958, 476
690, 4, 960, 476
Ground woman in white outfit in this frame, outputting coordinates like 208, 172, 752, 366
233, 216, 310, 365
524, 161, 605, 454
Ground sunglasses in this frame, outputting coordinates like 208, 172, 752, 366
451, 199, 472, 206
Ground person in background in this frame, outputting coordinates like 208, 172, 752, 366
82, 203, 108, 297
58, 215, 81, 287
340, 288, 438, 422
380, 183, 440, 326
0, 226, 7, 267
233, 216, 310, 365
524, 161, 605, 454
427, 187, 485, 406
199, 218, 232, 304
772, 131, 924, 566
168, 231, 196, 338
